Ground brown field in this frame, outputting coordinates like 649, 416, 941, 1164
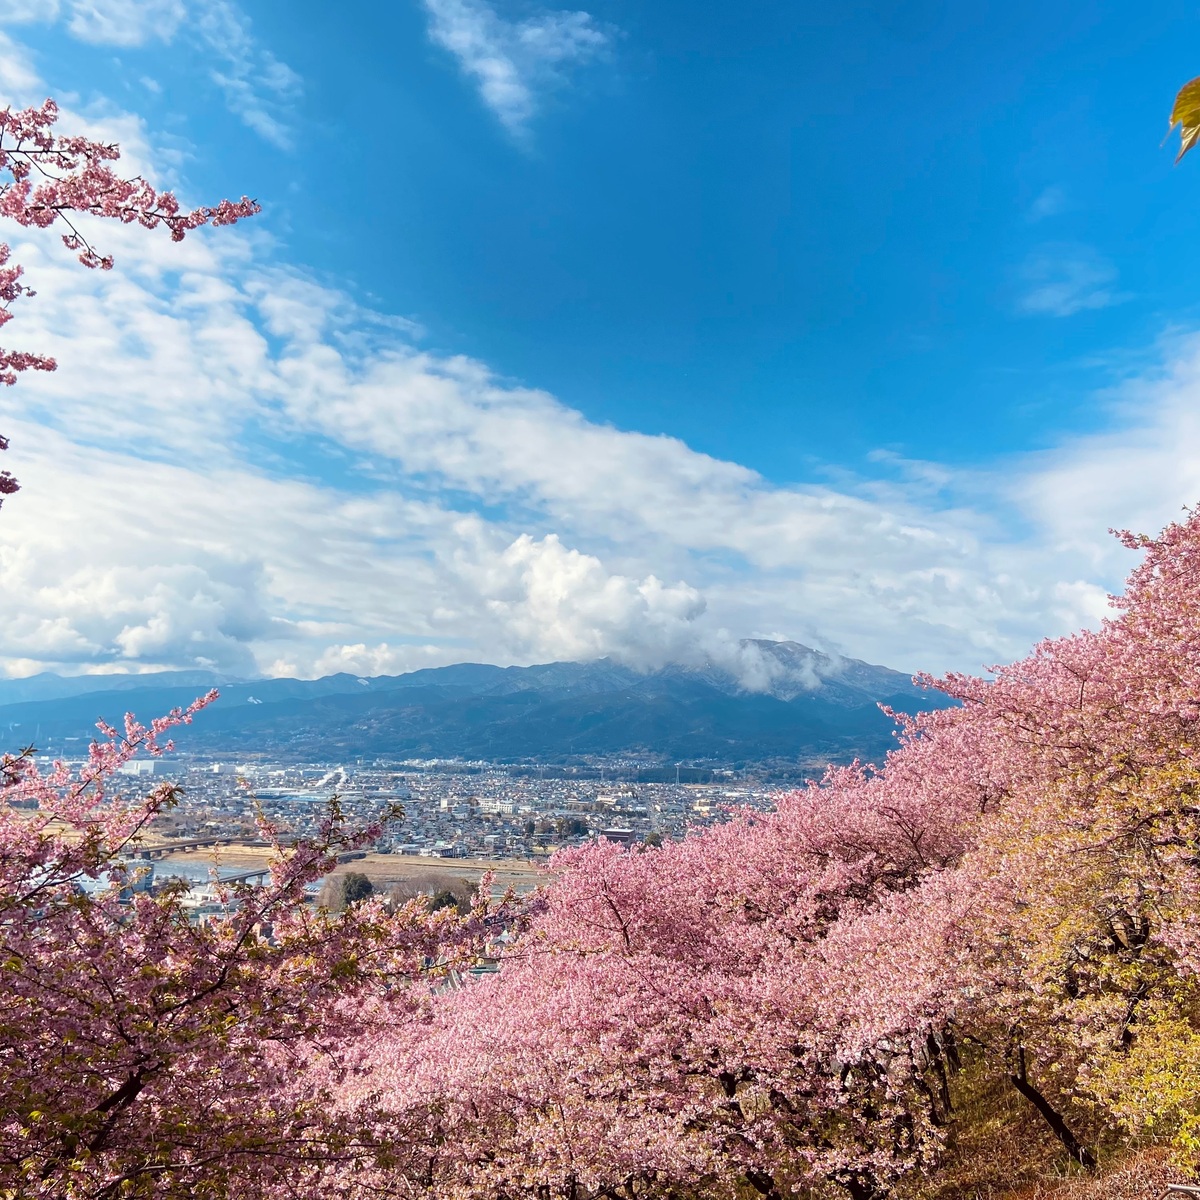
155, 843, 546, 894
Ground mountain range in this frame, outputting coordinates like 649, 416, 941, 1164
0, 641, 955, 771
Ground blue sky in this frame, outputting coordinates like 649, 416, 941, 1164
0, 0, 1199, 683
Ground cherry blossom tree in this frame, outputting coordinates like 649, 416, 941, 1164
350, 750, 981, 1200
341, 505, 1200, 1200
931, 513, 1200, 1165
0, 693, 532, 1199
0, 98, 259, 502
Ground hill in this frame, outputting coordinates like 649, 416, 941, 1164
0, 641, 954, 768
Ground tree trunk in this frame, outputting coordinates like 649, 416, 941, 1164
841, 1171, 880, 1200
745, 1169, 781, 1199
1009, 1047, 1096, 1169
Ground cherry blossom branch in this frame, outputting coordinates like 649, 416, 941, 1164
0, 99, 259, 504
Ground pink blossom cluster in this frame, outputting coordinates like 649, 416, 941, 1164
0, 100, 258, 267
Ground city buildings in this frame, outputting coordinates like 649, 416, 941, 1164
70, 755, 778, 861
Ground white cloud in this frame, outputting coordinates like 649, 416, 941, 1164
449, 533, 856, 690
65, 0, 185, 46
423, 0, 608, 135
1027, 185, 1067, 222
0, 0, 298, 146
457, 532, 707, 666
0, 30, 45, 99
1007, 332, 1200, 550
309, 642, 451, 679
1018, 246, 1124, 317
0, 0, 183, 46
1, 73, 1199, 686
0, 424, 471, 677
192, 0, 300, 149
0, 0, 60, 25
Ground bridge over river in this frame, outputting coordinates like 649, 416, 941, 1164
205, 866, 271, 885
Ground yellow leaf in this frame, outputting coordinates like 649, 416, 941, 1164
1170, 76, 1200, 162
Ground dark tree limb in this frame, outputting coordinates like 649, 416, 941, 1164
1009, 1046, 1096, 1169
745, 1168, 782, 1199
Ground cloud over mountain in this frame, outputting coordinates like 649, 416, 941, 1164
0, 43, 1196, 686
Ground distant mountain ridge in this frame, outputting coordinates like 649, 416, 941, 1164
0, 642, 955, 768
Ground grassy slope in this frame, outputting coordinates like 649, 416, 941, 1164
898, 1055, 1185, 1200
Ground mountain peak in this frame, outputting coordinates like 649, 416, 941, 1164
0, 645, 947, 771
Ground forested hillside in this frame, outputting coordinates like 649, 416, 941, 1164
0, 642, 953, 768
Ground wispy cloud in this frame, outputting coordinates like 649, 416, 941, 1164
0, 30, 45, 98
67, 0, 185, 46
0, 0, 56, 21
0, 0, 183, 46
192, 0, 300, 149
1027, 185, 1068, 222
0, 0, 299, 148
1018, 246, 1125, 317
422, 0, 608, 136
